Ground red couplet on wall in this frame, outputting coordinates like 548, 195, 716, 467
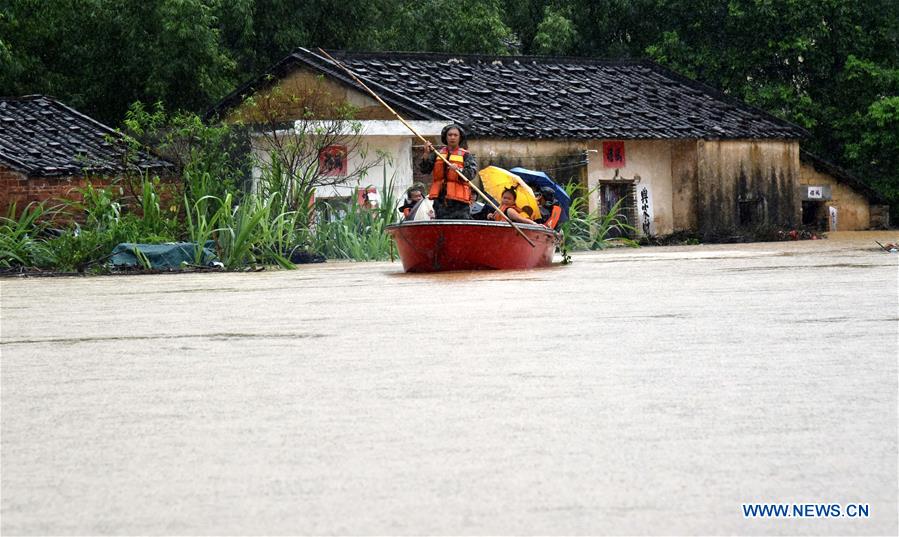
602, 141, 626, 168
319, 145, 348, 176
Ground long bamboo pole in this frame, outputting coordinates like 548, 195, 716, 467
316, 48, 536, 248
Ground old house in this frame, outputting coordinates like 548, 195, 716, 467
209, 48, 885, 236
0, 95, 172, 213
798, 151, 889, 230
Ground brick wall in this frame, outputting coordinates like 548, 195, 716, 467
0, 165, 181, 219
0, 167, 97, 213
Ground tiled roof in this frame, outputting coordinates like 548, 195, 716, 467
209, 48, 807, 140
800, 150, 886, 204
0, 95, 173, 177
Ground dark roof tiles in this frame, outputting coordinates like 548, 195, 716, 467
209, 49, 806, 140
0, 96, 172, 177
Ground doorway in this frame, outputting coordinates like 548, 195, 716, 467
801, 201, 827, 230
599, 181, 637, 238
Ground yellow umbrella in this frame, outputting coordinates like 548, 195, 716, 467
477, 166, 540, 220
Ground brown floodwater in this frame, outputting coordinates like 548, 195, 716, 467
1, 232, 897, 535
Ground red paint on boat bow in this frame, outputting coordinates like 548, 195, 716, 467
387, 220, 559, 272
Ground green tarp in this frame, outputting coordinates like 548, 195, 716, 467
110, 242, 219, 269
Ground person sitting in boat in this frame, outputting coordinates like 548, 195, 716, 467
469, 190, 494, 220
398, 182, 426, 219
420, 124, 478, 219
535, 186, 563, 230
489, 186, 538, 225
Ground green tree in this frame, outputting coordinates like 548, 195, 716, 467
1, 0, 235, 124
532, 6, 579, 55
384, 0, 513, 54
3, 0, 896, 216
639, 0, 899, 215
216, 0, 398, 77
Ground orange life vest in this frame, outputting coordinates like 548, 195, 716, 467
492, 203, 523, 222
545, 205, 562, 229
428, 147, 471, 204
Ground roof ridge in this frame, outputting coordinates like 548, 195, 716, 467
0, 95, 128, 140
320, 48, 647, 66
206, 48, 454, 122
40, 98, 126, 139
0, 94, 56, 102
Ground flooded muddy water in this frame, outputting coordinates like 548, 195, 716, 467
2, 233, 897, 535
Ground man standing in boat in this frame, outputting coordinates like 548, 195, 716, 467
421, 124, 478, 219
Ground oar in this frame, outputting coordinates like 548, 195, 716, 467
316, 47, 536, 248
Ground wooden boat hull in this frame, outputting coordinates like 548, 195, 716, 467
387, 220, 559, 272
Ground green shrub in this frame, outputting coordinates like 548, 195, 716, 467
47, 228, 116, 272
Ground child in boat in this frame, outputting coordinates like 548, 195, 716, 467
398, 183, 426, 219
488, 186, 538, 225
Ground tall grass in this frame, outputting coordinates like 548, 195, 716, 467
183, 191, 298, 269
0, 202, 56, 269
560, 182, 638, 256
215, 192, 295, 269
184, 194, 221, 265
310, 175, 398, 261
49, 178, 183, 271
2, 161, 407, 272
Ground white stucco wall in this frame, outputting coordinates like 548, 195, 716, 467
250, 120, 445, 204
586, 139, 677, 236
317, 135, 412, 200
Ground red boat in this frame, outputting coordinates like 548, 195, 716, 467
387, 220, 560, 272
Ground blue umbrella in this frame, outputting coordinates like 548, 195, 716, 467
509, 167, 571, 224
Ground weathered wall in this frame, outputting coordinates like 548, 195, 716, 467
799, 162, 872, 231
670, 140, 699, 232
252, 128, 437, 203
253, 135, 589, 206
696, 140, 800, 235
234, 66, 436, 204
310, 135, 413, 201
226, 68, 395, 124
